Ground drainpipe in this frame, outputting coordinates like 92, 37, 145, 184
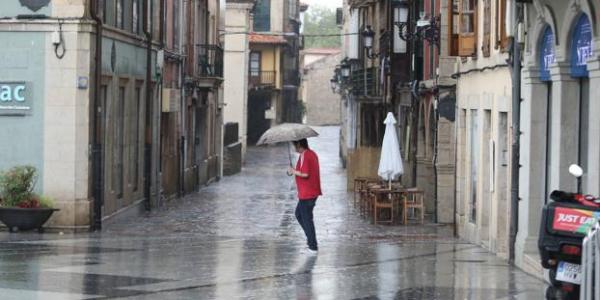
90, 0, 104, 231
509, 0, 522, 264
143, 0, 154, 210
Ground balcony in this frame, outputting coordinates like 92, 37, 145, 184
249, 71, 277, 88
196, 44, 223, 88
351, 67, 382, 99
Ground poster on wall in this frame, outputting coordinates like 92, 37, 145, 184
0, 82, 32, 116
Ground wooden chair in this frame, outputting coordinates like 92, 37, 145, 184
403, 188, 425, 224
371, 188, 394, 225
353, 177, 370, 207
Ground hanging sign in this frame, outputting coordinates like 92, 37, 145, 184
570, 15, 594, 78
0, 82, 32, 116
539, 27, 555, 81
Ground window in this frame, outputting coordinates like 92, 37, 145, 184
288, 0, 297, 19
470, 109, 479, 223
116, 0, 125, 29
250, 52, 261, 76
133, 87, 141, 192
113, 86, 125, 198
482, 0, 491, 57
253, 0, 271, 32
132, 0, 140, 34
495, 0, 508, 50
102, 1, 108, 24
173, 0, 180, 49
458, 0, 477, 56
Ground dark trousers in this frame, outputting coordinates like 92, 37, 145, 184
295, 198, 318, 250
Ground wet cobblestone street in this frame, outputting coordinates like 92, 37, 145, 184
0, 127, 545, 299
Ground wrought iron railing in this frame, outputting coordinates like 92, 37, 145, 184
196, 44, 223, 78
249, 71, 277, 86
350, 67, 382, 97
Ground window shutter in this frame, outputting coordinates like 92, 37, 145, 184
458, 0, 477, 57
348, 9, 359, 59
495, 0, 509, 51
482, 0, 491, 57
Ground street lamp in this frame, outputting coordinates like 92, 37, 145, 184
393, 0, 441, 50
362, 26, 378, 59
340, 61, 351, 79
330, 77, 338, 93
393, 0, 411, 44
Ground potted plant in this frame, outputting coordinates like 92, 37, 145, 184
0, 165, 59, 233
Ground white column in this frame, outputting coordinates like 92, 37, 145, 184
516, 67, 548, 264
548, 63, 580, 192
586, 57, 600, 196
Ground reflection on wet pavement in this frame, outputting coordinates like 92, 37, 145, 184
0, 127, 545, 299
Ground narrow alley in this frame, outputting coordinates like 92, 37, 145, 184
0, 127, 545, 299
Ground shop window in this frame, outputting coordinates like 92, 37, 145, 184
254, 0, 271, 32
456, 0, 476, 57
495, 0, 508, 50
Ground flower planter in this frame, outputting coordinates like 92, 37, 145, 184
0, 207, 59, 233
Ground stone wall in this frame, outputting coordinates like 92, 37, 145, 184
303, 53, 342, 126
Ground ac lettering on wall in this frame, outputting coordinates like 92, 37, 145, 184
0, 82, 32, 115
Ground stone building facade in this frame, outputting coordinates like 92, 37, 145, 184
517, 0, 600, 274
454, 0, 513, 259
0, 0, 223, 230
301, 51, 342, 126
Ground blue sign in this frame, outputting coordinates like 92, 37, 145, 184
570, 15, 594, 78
540, 26, 555, 81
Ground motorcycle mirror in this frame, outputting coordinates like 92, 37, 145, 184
569, 164, 584, 178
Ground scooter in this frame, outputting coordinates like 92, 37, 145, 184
539, 165, 600, 299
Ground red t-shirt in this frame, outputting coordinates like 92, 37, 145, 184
295, 149, 322, 200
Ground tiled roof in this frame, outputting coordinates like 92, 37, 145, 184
249, 33, 288, 44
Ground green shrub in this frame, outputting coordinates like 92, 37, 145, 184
39, 195, 54, 209
0, 165, 37, 208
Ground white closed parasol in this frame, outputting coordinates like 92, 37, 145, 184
378, 112, 404, 188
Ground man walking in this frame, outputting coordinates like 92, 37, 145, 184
287, 139, 322, 254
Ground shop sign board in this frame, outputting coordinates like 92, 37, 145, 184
0, 82, 32, 116
571, 15, 593, 78
540, 26, 555, 82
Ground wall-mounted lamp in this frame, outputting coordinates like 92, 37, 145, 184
362, 26, 378, 59
330, 78, 338, 93
392, 0, 440, 49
